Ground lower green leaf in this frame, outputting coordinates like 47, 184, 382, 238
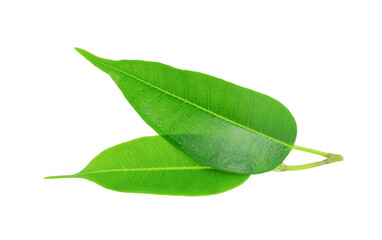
45, 136, 250, 196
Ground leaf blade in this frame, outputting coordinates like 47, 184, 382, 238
46, 136, 250, 196
75, 48, 297, 174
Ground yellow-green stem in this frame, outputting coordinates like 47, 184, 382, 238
274, 145, 343, 172
292, 145, 330, 157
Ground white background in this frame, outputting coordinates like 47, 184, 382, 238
1, 1, 381, 239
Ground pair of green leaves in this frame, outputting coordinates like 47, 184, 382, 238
46, 48, 303, 195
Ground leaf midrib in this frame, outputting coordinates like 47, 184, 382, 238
85, 52, 293, 149
78, 166, 213, 176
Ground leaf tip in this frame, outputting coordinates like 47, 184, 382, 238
73, 47, 111, 73
44, 176, 56, 179
44, 174, 77, 179
74, 47, 90, 57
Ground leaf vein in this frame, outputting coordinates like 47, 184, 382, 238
78, 166, 214, 176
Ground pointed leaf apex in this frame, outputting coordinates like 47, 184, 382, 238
74, 47, 96, 60
74, 48, 115, 74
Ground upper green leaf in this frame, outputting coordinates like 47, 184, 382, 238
45, 136, 249, 196
75, 48, 297, 174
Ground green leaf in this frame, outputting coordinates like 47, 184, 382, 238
75, 48, 297, 174
45, 136, 249, 196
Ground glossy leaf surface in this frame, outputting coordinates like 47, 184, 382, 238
76, 48, 297, 174
45, 136, 249, 196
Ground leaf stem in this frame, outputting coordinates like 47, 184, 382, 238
274, 153, 343, 172
292, 145, 330, 157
